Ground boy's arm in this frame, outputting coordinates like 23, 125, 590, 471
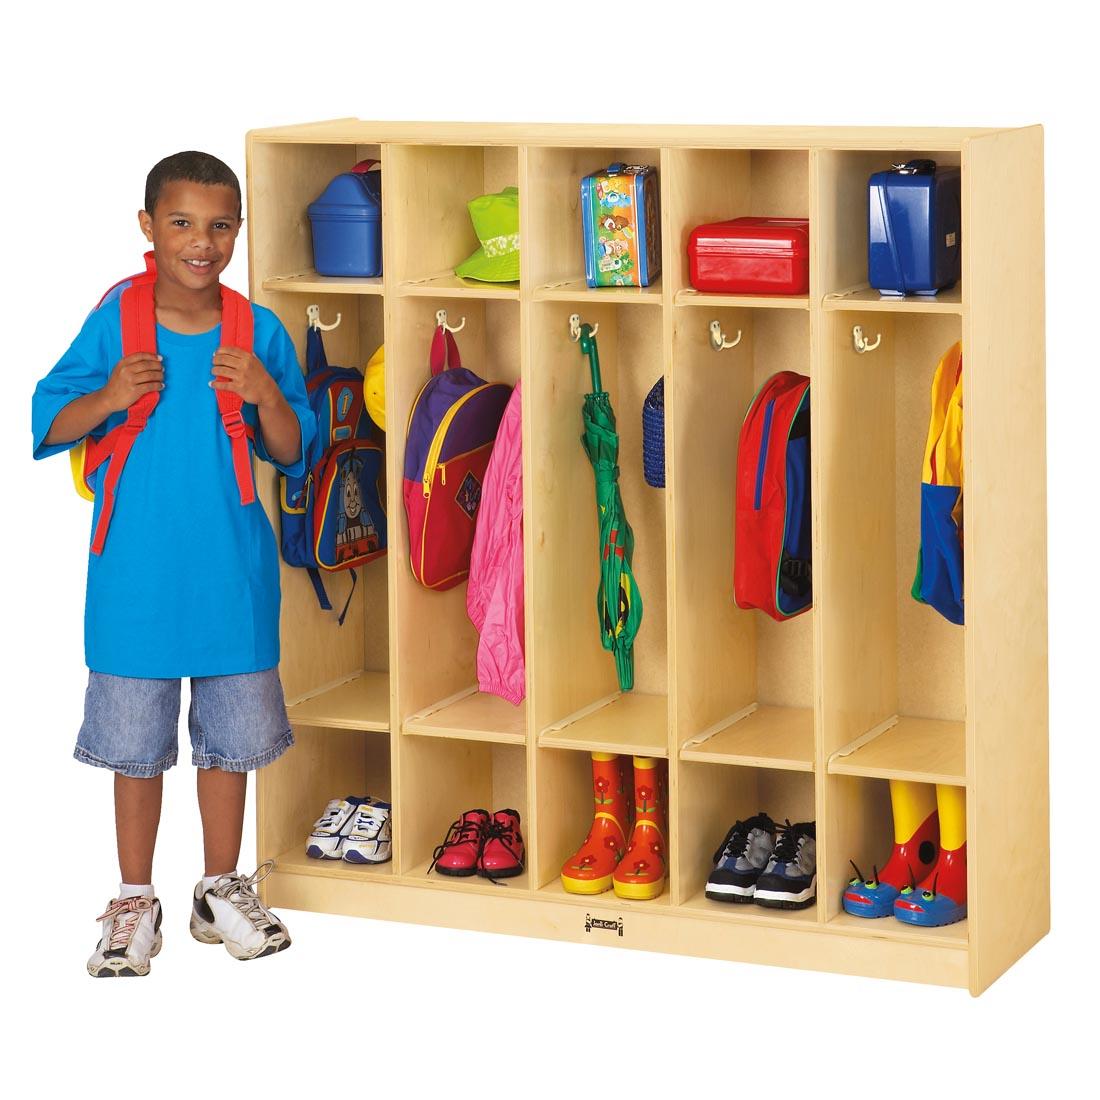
212, 312, 316, 478
42, 390, 115, 448
254, 387, 302, 468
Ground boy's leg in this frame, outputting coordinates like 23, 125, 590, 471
196, 766, 246, 876
115, 773, 164, 884
188, 669, 294, 960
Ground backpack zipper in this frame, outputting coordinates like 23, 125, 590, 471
422, 384, 493, 497
754, 398, 776, 510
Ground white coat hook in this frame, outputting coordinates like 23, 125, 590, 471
306, 304, 342, 332
853, 325, 882, 354
569, 313, 599, 342
436, 309, 466, 334
709, 320, 743, 351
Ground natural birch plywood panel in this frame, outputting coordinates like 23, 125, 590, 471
286, 671, 390, 731
404, 688, 527, 745
681, 705, 814, 770
249, 122, 1044, 995
963, 126, 1048, 996
829, 716, 965, 785
669, 306, 814, 745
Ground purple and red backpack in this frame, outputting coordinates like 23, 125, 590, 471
403, 327, 511, 590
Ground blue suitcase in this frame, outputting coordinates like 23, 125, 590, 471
868, 160, 960, 296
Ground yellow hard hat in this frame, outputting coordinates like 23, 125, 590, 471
364, 344, 385, 431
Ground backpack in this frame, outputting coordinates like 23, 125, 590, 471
911, 341, 964, 624
403, 326, 511, 590
734, 371, 812, 620
280, 324, 387, 623
71, 251, 256, 555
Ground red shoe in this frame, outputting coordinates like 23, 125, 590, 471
429, 809, 489, 876
479, 809, 525, 880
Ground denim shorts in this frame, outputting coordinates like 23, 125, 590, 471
75, 668, 294, 778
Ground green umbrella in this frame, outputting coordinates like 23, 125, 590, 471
577, 323, 643, 691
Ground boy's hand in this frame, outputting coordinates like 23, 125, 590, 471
211, 348, 281, 408
102, 353, 165, 413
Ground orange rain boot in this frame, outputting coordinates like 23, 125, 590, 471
561, 753, 633, 895
613, 757, 667, 901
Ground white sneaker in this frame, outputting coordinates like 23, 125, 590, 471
87, 895, 162, 978
306, 796, 362, 859
190, 863, 291, 961
342, 800, 392, 864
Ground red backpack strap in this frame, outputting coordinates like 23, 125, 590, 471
87, 281, 161, 555
429, 325, 461, 376
214, 286, 256, 507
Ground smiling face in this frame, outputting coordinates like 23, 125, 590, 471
138, 179, 241, 295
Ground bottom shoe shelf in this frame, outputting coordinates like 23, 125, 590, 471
261, 861, 970, 989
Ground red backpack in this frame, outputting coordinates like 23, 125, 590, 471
71, 253, 257, 555
402, 327, 511, 590
733, 371, 812, 620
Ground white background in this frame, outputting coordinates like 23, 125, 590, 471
2, 1, 1095, 1093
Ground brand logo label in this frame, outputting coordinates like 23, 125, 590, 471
584, 914, 624, 937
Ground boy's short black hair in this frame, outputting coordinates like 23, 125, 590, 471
145, 151, 242, 218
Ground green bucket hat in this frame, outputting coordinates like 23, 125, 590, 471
455, 186, 520, 283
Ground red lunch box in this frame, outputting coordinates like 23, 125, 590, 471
688, 217, 810, 295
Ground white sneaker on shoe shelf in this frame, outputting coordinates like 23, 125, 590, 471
342, 800, 392, 864
305, 797, 362, 859
190, 862, 291, 961
87, 895, 163, 978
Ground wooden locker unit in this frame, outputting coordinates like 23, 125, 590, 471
246, 121, 1047, 995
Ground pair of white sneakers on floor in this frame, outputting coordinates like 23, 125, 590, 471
307, 795, 392, 864
87, 863, 291, 978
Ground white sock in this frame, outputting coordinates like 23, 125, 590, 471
202, 871, 236, 892
119, 883, 154, 900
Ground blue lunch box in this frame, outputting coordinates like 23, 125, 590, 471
308, 160, 383, 278
868, 160, 960, 296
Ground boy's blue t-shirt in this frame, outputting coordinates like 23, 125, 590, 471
31, 297, 317, 679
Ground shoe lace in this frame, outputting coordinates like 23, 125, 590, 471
316, 799, 347, 831
480, 812, 524, 885
97, 896, 154, 951
713, 820, 750, 865
210, 862, 276, 932
351, 807, 386, 838
772, 819, 813, 864
428, 813, 487, 874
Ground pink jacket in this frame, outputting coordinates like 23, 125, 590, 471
467, 381, 525, 704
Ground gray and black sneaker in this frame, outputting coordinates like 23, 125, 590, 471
705, 813, 777, 903
87, 895, 163, 977
755, 820, 817, 910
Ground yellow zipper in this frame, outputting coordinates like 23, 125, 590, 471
422, 384, 493, 497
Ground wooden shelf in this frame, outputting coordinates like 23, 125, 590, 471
827, 910, 968, 948
539, 693, 669, 756
680, 888, 818, 925
533, 277, 663, 304
251, 120, 1047, 995
403, 688, 527, 745
409, 859, 531, 895
274, 847, 394, 880
286, 672, 390, 732
680, 706, 815, 770
674, 288, 810, 310
829, 716, 966, 786
261, 270, 384, 295
396, 272, 519, 300
823, 284, 963, 314
538, 877, 672, 910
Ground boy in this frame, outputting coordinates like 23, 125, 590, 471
31, 151, 316, 977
